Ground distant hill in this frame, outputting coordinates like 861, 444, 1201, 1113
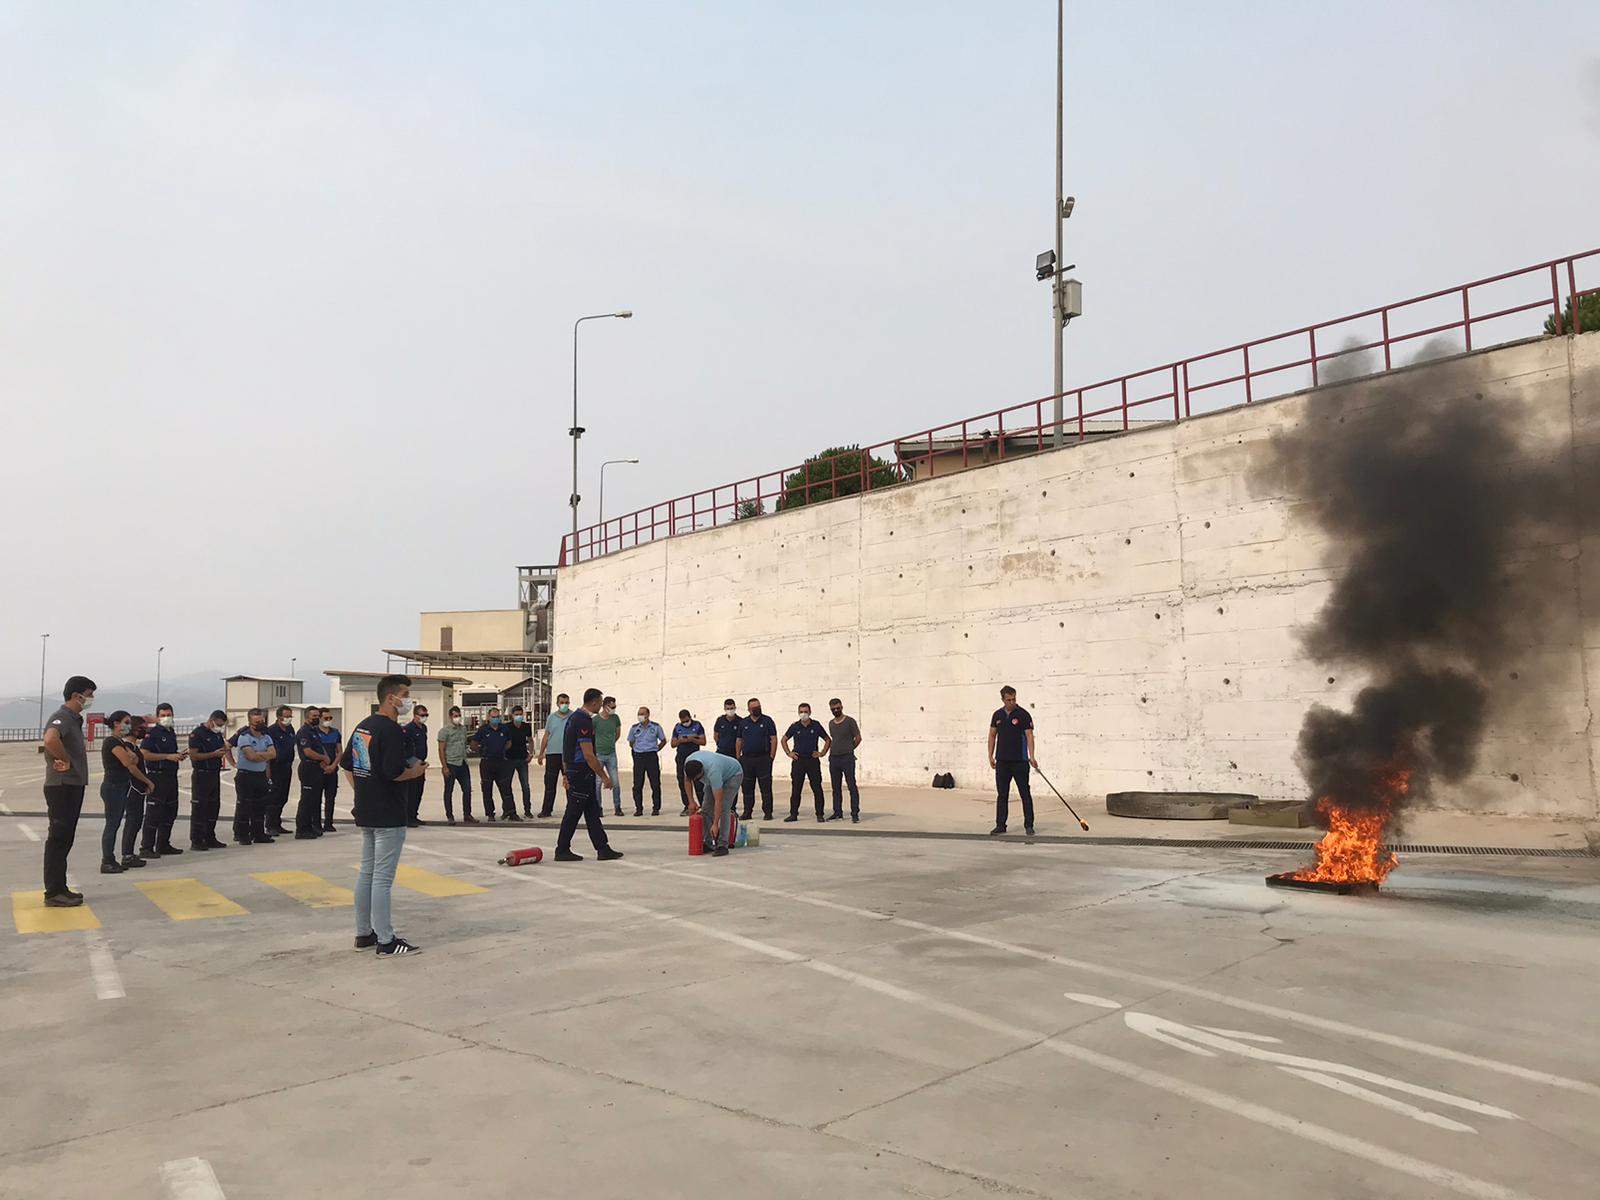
0, 669, 328, 728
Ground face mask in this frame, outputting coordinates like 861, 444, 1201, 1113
513, 715, 525, 724
117, 722, 131, 737
489, 716, 502, 727
395, 698, 414, 718
799, 713, 811, 723
558, 704, 570, 715
416, 715, 428, 724
725, 708, 735, 716
250, 721, 264, 732
159, 715, 174, 728
450, 716, 461, 726
637, 714, 648, 722
749, 707, 761, 717
79, 695, 95, 708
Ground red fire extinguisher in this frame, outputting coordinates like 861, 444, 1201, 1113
499, 847, 543, 866
688, 812, 704, 856
728, 809, 739, 850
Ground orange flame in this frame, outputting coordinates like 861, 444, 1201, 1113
1289, 770, 1408, 885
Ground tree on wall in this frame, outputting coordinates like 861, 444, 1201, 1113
1545, 292, 1600, 336
777, 445, 899, 511
733, 498, 764, 520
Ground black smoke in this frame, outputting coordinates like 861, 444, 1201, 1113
1268, 363, 1592, 827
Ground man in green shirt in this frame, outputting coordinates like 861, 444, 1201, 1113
593, 696, 624, 816
436, 706, 473, 825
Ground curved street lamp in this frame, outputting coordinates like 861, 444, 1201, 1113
570, 311, 633, 557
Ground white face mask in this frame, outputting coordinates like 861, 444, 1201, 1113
637, 714, 648, 723
159, 715, 174, 728
450, 716, 461, 726
79, 695, 95, 708
395, 697, 415, 718
117, 722, 131, 737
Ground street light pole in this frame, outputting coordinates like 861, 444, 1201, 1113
155, 646, 164, 707
37, 633, 49, 731
570, 311, 633, 562
598, 457, 640, 526
290, 657, 297, 679
1051, 0, 1065, 448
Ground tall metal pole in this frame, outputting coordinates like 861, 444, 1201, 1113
569, 312, 633, 563
1051, 0, 1065, 448
599, 457, 639, 527
155, 645, 164, 706
37, 633, 49, 730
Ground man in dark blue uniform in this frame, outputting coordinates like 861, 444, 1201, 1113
468, 708, 516, 822
507, 705, 535, 818
138, 702, 187, 857
319, 714, 343, 831
401, 704, 430, 828
187, 710, 231, 850
265, 705, 298, 835
713, 699, 741, 756
553, 688, 622, 863
781, 703, 832, 823
295, 706, 331, 838
988, 686, 1038, 836
735, 698, 778, 820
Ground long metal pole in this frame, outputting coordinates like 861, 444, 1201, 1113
38, 633, 49, 730
155, 646, 163, 706
1051, 0, 1065, 448
571, 318, 582, 553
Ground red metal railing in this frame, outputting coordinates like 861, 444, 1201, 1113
561, 247, 1599, 566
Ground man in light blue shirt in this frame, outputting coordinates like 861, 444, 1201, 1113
625, 707, 667, 816
536, 693, 571, 818
682, 749, 743, 856
228, 708, 277, 845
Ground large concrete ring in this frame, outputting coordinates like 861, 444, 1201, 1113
1105, 791, 1257, 820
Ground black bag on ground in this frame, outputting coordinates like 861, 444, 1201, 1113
931, 772, 956, 789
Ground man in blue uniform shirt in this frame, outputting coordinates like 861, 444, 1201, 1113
401, 704, 430, 828
138, 702, 187, 857
626, 707, 666, 816
553, 688, 622, 863
671, 709, 706, 816
988, 685, 1039, 836
713, 699, 741, 756
468, 708, 516, 822
295, 707, 332, 838
318, 714, 343, 832
265, 705, 298, 835
229, 708, 277, 845
187, 710, 231, 850
781, 703, 832, 823
507, 705, 536, 818
736, 698, 778, 821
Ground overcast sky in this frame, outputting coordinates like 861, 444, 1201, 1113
3, 1, 1597, 699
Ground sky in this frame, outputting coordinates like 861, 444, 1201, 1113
2, 1, 1597, 701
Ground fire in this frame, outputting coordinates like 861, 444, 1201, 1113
1289, 770, 1409, 885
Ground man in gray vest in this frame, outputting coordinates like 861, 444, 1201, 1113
39, 675, 96, 907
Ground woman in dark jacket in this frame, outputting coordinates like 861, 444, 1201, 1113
101, 711, 157, 872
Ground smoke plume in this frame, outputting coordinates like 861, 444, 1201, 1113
1269, 363, 1593, 827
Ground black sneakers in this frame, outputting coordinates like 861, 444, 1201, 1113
553, 849, 583, 862
782, 815, 798, 823
989, 826, 1006, 836
100, 860, 124, 874
158, 843, 183, 855
44, 892, 83, 907
851, 814, 860, 824
354, 933, 378, 950
827, 812, 843, 821
121, 854, 147, 868
375, 937, 420, 957
596, 848, 624, 861
1024, 826, 1036, 836
712, 846, 729, 857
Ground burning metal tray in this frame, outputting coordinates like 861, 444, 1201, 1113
1265, 872, 1380, 895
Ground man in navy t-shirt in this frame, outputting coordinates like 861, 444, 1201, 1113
987, 686, 1038, 835
553, 688, 623, 863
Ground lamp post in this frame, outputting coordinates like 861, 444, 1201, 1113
598, 457, 639, 526
1051, 0, 1065, 446
290, 657, 297, 679
155, 646, 164, 708
37, 633, 49, 731
570, 310, 633, 561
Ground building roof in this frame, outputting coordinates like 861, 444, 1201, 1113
323, 670, 477, 684
382, 648, 549, 666
222, 675, 302, 683
893, 420, 1163, 456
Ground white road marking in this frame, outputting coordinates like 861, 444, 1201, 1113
407, 843, 1540, 1200
159, 1156, 225, 1198
1282, 1067, 1477, 1134
86, 931, 125, 1000
1123, 1013, 1518, 1129
0, 802, 12, 814
18, 823, 41, 842
1063, 991, 1123, 1009
595, 850, 1600, 1099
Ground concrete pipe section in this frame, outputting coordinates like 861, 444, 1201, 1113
1105, 791, 1257, 820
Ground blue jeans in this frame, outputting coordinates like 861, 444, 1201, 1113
100, 778, 145, 862
597, 751, 620, 811
356, 825, 408, 943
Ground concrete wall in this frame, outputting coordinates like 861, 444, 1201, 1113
554, 334, 1600, 820
418, 610, 525, 653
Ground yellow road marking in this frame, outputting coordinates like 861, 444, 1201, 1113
365, 863, 488, 897
12, 891, 101, 934
252, 870, 353, 908
135, 878, 249, 921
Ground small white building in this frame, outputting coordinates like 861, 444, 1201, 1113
324, 671, 472, 731
223, 676, 306, 731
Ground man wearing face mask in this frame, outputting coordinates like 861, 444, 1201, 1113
229, 708, 277, 845
711, 699, 741, 820
468, 707, 514, 822
782, 703, 832, 823
402, 703, 430, 828
671, 708, 707, 817
294, 706, 331, 838
552, 687, 623, 863
735, 698, 778, 821
506, 705, 535, 818
827, 698, 863, 823
535, 693, 571, 819
593, 697, 624, 817
625, 706, 666, 816
39, 676, 96, 907
318, 713, 343, 832
187, 709, 232, 850
264, 705, 298, 836
137, 702, 187, 858
437, 706, 472, 825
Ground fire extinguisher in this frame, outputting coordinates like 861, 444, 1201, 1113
499, 847, 543, 866
728, 809, 739, 850
688, 812, 704, 856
